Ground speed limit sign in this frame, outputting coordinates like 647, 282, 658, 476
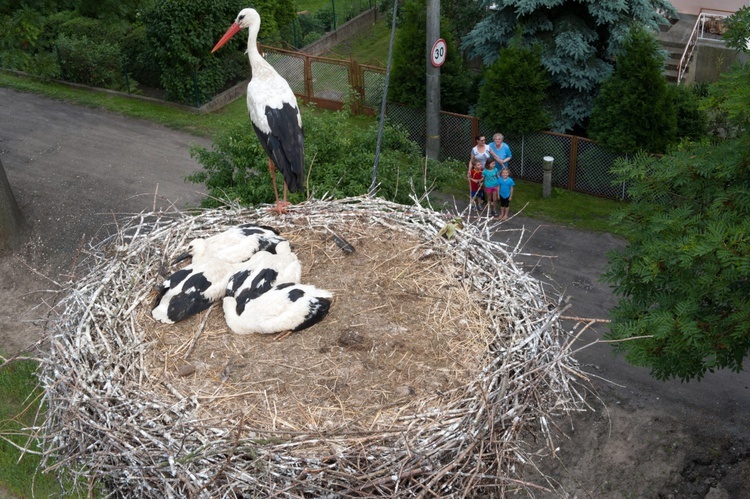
431, 38, 447, 67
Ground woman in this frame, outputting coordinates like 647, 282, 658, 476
488, 133, 512, 169
468, 135, 491, 174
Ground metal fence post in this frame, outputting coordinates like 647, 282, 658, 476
304, 55, 313, 103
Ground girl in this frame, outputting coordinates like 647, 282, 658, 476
482, 160, 500, 217
498, 168, 515, 221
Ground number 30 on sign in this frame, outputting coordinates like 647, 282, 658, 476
431, 38, 447, 67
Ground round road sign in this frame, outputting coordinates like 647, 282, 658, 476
431, 38, 447, 67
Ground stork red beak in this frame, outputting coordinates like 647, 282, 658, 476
212, 22, 241, 53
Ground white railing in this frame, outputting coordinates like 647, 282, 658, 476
676, 10, 730, 83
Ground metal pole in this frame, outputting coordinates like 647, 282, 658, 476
369, 0, 399, 195
425, 0, 440, 160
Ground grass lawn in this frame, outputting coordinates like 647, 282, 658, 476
323, 16, 393, 67
442, 175, 626, 234
0, 71, 249, 138
296, 0, 376, 18
0, 359, 65, 497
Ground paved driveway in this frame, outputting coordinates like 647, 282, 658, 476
0, 87, 209, 272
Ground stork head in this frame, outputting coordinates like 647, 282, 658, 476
212, 8, 260, 53
171, 238, 208, 266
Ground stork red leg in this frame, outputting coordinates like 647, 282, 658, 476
268, 158, 290, 214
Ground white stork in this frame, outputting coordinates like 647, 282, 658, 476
212, 8, 305, 214
224, 241, 302, 303
152, 256, 239, 324
171, 223, 283, 266
223, 281, 332, 336
153, 240, 296, 324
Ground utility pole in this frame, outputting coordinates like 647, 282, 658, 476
425, 0, 440, 160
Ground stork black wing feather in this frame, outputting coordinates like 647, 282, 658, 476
259, 102, 305, 193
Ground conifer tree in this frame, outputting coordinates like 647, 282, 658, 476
588, 26, 676, 154
388, 0, 471, 114
462, 0, 676, 132
604, 63, 750, 381
477, 41, 550, 135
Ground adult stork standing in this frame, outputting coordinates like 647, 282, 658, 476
212, 8, 304, 214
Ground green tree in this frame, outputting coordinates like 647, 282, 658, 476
141, 0, 293, 106
0, 6, 44, 70
462, 0, 676, 132
668, 83, 708, 143
702, 62, 750, 139
388, 0, 471, 114
588, 26, 675, 154
722, 5, 750, 54
442, 0, 484, 40
604, 63, 750, 381
477, 40, 550, 135
73, 0, 142, 21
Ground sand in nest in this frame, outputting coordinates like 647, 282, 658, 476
143, 222, 490, 432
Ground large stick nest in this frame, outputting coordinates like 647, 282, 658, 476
37, 196, 586, 497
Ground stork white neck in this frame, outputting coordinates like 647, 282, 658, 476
233, 8, 266, 70
245, 19, 263, 67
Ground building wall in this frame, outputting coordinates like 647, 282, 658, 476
685, 42, 749, 84
670, 0, 747, 15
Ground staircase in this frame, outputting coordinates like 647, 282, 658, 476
656, 14, 698, 83
662, 40, 687, 82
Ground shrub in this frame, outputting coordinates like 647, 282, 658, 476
141, 0, 290, 106
668, 83, 708, 143
187, 109, 454, 208
588, 26, 676, 154
315, 7, 334, 32
56, 34, 124, 88
58, 16, 129, 44
38, 10, 76, 50
29, 50, 61, 81
0, 6, 44, 69
121, 24, 161, 89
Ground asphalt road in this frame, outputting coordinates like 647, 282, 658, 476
1, 87, 748, 496
0, 87, 209, 273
